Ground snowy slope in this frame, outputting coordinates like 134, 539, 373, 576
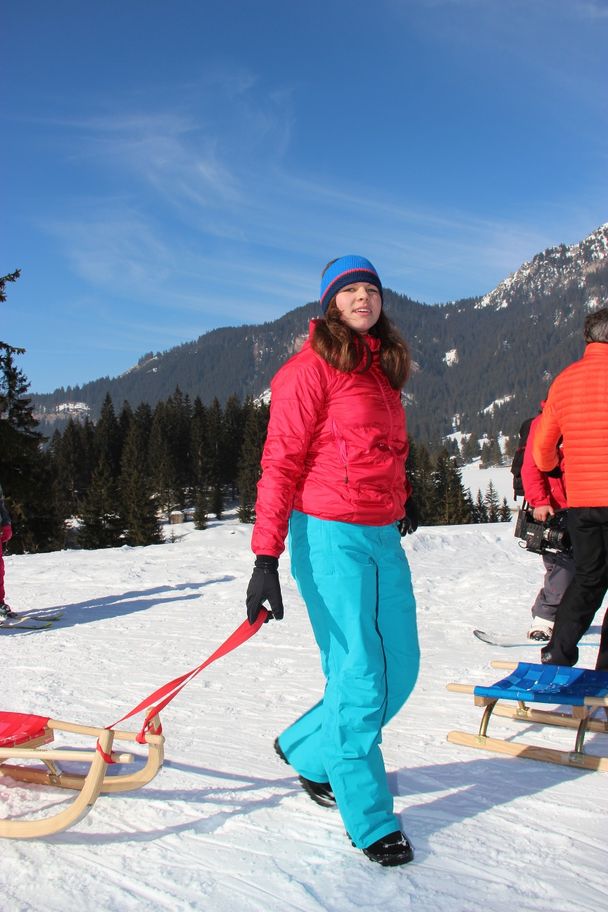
460, 461, 517, 507
1, 512, 605, 912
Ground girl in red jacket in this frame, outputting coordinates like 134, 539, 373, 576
246, 256, 419, 866
521, 412, 574, 640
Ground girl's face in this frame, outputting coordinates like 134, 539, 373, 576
334, 283, 382, 334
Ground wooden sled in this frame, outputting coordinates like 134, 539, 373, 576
0, 710, 164, 839
0, 610, 267, 839
447, 661, 608, 771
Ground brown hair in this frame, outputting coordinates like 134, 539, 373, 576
311, 300, 411, 389
584, 307, 608, 344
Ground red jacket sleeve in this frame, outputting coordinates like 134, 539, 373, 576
521, 417, 551, 506
251, 354, 328, 557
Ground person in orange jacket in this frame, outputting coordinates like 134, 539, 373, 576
520, 409, 574, 641
533, 307, 608, 670
0, 484, 14, 619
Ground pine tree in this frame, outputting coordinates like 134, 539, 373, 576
191, 397, 211, 482
237, 400, 269, 523
76, 393, 124, 548
1, 272, 63, 552
464, 490, 477, 522
78, 459, 124, 549
165, 387, 192, 505
472, 489, 489, 523
95, 394, 122, 478
484, 481, 500, 522
432, 449, 472, 525
50, 417, 94, 519
119, 404, 162, 546
149, 401, 179, 513
480, 437, 503, 468
206, 398, 224, 519
406, 441, 436, 525
223, 394, 245, 499
498, 497, 513, 522
193, 488, 208, 530
461, 434, 481, 463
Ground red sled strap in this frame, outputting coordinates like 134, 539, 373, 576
106, 609, 269, 744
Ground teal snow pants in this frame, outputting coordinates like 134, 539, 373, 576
278, 510, 419, 849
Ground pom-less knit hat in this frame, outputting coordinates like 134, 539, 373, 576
319, 255, 383, 314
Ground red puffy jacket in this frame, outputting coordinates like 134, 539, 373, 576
521, 414, 567, 510
252, 323, 411, 557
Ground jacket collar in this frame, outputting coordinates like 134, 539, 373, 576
584, 342, 608, 358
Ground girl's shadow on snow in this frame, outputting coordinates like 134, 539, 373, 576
50, 760, 297, 846
387, 747, 596, 859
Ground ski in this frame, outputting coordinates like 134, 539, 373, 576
474, 629, 543, 647
0, 610, 63, 631
473, 628, 597, 648
0, 618, 54, 630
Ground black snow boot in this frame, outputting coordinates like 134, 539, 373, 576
0, 602, 16, 619
361, 831, 414, 867
297, 775, 336, 808
273, 738, 336, 808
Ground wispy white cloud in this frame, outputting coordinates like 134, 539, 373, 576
44, 207, 175, 290
37, 47, 603, 329
404, 0, 608, 15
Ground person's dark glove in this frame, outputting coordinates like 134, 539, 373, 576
398, 498, 419, 536
246, 555, 284, 625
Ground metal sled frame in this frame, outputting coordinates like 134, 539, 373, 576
0, 711, 165, 838
447, 661, 608, 771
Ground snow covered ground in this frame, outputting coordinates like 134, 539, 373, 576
1, 479, 606, 911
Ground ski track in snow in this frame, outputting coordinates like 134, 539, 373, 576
1, 485, 606, 911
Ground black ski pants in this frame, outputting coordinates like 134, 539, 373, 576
547, 507, 608, 670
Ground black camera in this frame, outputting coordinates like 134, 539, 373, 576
514, 508, 572, 555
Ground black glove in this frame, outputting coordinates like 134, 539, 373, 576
398, 497, 419, 536
246, 555, 284, 625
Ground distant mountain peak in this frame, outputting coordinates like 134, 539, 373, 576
476, 222, 608, 312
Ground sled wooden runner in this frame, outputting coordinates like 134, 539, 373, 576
0, 712, 164, 839
447, 661, 608, 771
0, 610, 268, 839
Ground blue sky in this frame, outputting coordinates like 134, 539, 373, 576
3, 0, 607, 394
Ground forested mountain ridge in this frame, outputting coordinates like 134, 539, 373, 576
33, 223, 608, 446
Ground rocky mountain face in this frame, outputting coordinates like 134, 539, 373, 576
33, 224, 608, 447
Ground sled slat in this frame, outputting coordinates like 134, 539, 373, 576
447, 730, 608, 771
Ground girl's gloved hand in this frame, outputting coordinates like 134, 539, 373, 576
246, 555, 284, 624
398, 498, 419, 536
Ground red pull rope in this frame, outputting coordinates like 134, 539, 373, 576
106, 609, 269, 743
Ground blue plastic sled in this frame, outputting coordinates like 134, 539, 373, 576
447, 661, 608, 771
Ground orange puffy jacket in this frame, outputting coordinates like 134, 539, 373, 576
533, 343, 608, 507
252, 322, 411, 557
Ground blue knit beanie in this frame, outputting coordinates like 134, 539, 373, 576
319, 255, 383, 314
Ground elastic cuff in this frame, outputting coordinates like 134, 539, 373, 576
255, 555, 279, 570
